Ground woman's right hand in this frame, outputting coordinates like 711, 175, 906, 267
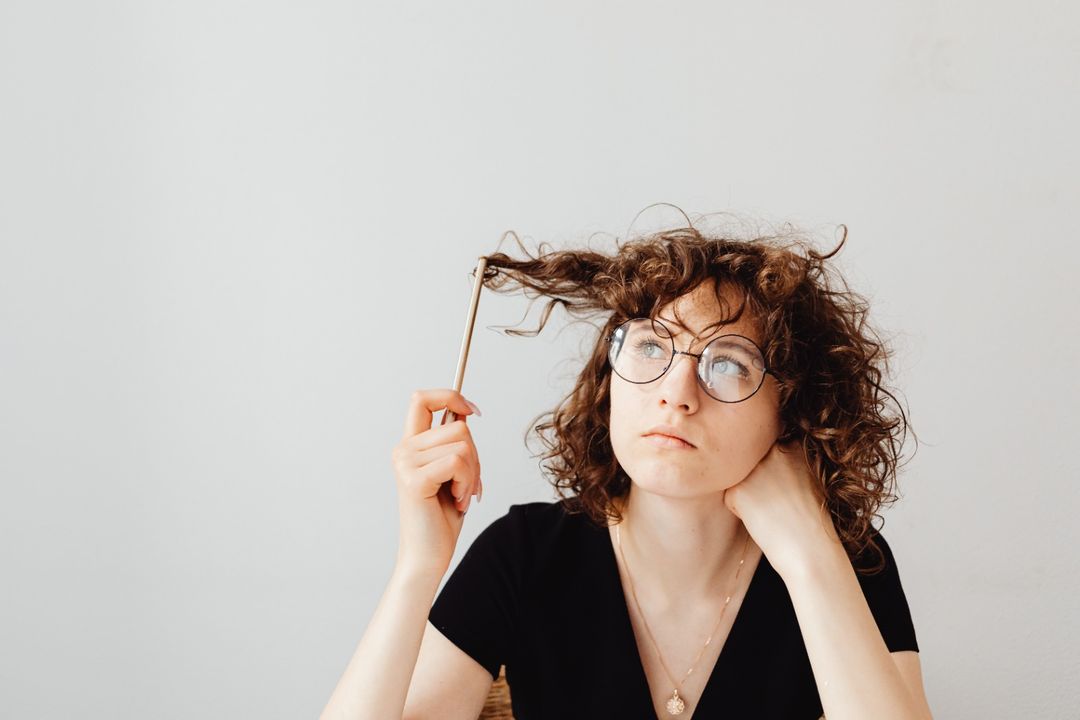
391, 388, 484, 579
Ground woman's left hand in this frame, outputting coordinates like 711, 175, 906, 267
722, 440, 843, 581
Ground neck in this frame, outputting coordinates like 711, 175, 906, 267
612, 488, 757, 607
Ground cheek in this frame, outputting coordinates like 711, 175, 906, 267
697, 407, 780, 462
607, 381, 631, 444
608, 379, 647, 463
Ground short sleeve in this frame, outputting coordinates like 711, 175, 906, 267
427, 506, 530, 681
854, 530, 920, 653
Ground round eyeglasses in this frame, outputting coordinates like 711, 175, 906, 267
605, 317, 773, 403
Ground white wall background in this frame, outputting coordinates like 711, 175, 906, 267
2, 1, 1077, 718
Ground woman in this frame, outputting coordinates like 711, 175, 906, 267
320, 220, 933, 719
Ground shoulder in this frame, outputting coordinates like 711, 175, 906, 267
486, 497, 588, 533
512, 497, 585, 531
469, 498, 597, 577
480, 498, 588, 551
850, 526, 905, 577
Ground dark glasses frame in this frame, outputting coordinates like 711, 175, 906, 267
605, 317, 775, 404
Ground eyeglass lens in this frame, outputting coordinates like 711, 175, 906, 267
608, 318, 766, 402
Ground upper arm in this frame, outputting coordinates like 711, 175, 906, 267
402, 620, 494, 720
409, 504, 530, 719
856, 531, 920, 654
891, 650, 933, 719
858, 534, 931, 716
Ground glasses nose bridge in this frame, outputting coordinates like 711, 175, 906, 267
663, 348, 704, 381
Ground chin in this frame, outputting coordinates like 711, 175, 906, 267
623, 461, 724, 499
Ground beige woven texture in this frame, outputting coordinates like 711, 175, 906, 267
477, 666, 513, 720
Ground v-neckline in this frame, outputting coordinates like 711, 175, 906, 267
600, 522, 769, 720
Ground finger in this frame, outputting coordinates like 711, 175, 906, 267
406, 419, 482, 504
402, 389, 478, 441
406, 417, 476, 454
416, 453, 476, 508
412, 440, 480, 489
462, 439, 482, 498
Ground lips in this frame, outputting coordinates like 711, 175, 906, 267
644, 433, 695, 449
642, 426, 696, 448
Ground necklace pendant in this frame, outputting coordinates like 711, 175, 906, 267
665, 688, 686, 716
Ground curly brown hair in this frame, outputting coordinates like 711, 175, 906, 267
475, 212, 918, 575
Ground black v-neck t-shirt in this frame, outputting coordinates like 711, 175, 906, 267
428, 499, 919, 719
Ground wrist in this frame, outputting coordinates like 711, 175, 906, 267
780, 536, 850, 588
393, 557, 448, 588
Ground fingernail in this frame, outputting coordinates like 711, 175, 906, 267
464, 495, 472, 512
478, 479, 483, 503
464, 399, 482, 416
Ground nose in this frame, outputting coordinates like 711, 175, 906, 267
656, 351, 700, 413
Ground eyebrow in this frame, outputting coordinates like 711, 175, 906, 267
657, 315, 687, 329
656, 315, 759, 345
657, 315, 715, 336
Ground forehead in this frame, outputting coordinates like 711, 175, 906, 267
655, 281, 762, 344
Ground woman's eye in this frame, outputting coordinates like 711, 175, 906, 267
633, 340, 665, 357
710, 357, 748, 377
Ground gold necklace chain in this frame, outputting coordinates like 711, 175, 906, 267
615, 521, 752, 716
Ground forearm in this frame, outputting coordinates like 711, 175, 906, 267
320, 564, 444, 720
783, 542, 929, 720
